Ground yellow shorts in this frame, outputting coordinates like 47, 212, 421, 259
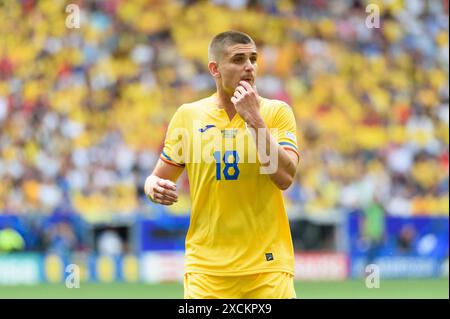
184, 272, 296, 299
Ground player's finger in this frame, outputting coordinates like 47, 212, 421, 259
154, 186, 178, 200
153, 192, 178, 203
162, 193, 178, 202
231, 96, 237, 104
235, 85, 247, 95
154, 192, 178, 202
233, 90, 243, 99
154, 197, 175, 206
155, 194, 176, 205
159, 179, 177, 190
157, 179, 177, 191
239, 80, 254, 92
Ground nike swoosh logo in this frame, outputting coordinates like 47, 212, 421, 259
198, 125, 216, 133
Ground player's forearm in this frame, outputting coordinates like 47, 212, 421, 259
144, 159, 184, 205
246, 118, 298, 190
151, 158, 184, 183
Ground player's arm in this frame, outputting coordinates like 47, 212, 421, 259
144, 159, 184, 205
232, 81, 299, 190
145, 105, 186, 205
249, 127, 298, 190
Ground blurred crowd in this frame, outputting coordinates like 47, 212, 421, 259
0, 0, 448, 229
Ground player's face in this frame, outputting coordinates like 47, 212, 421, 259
218, 43, 258, 95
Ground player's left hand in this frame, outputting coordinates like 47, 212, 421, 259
231, 81, 262, 125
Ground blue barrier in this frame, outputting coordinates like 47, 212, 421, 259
347, 212, 449, 278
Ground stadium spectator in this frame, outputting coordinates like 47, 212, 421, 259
0, 227, 25, 253
97, 228, 124, 256
360, 199, 386, 265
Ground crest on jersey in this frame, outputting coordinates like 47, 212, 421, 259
221, 129, 238, 138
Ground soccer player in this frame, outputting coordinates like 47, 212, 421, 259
144, 31, 299, 298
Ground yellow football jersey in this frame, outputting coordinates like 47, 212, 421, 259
161, 93, 299, 276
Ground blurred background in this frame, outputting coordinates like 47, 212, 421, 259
0, 0, 448, 298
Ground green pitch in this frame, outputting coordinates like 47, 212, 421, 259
0, 279, 448, 299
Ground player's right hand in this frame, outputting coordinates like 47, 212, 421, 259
144, 175, 178, 205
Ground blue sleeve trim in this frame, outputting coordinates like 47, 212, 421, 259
279, 142, 298, 151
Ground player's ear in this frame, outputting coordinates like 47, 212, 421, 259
208, 61, 220, 79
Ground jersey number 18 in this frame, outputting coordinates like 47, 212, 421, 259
213, 150, 240, 180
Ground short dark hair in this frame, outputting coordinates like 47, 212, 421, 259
208, 30, 255, 61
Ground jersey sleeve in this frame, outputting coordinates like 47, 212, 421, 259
272, 102, 300, 160
160, 106, 187, 168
